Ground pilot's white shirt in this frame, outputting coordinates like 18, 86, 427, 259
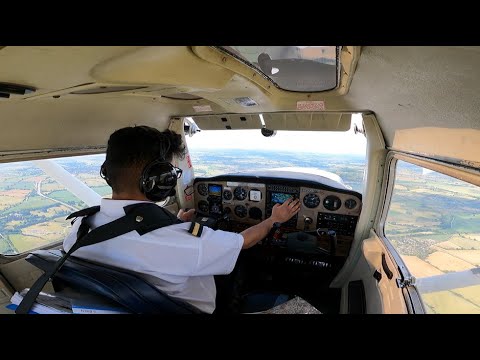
63, 198, 244, 314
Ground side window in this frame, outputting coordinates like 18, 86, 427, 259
0, 154, 109, 256
385, 160, 480, 314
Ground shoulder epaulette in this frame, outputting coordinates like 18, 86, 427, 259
188, 222, 204, 237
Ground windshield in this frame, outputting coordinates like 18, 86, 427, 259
186, 114, 366, 194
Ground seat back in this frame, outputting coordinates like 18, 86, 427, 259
26, 250, 204, 314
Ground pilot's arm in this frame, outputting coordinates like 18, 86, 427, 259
240, 197, 300, 249
191, 197, 300, 276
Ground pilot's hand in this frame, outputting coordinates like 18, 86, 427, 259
177, 208, 196, 222
271, 197, 301, 224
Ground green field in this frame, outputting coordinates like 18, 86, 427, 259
2, 195, 55, 215
9, 233, 49, 254
48, 190, 87, 208
386, 164, 480, 261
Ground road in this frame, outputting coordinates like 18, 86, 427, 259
0, 232, 16, 254
35, 180, 78, 212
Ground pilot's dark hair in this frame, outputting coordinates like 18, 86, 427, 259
102, 125, 185, 194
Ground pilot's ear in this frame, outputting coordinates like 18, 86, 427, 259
100, 162, 111, 186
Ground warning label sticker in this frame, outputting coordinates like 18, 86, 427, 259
296, 101, 325, 111
193, 105, 212, 112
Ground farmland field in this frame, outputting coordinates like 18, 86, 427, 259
1, 150, 479, 313
386, 160, 480, 313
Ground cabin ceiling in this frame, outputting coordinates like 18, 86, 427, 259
0, 46, 479, 159
345, 46, 480, 147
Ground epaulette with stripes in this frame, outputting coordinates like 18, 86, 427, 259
188, 222, 204, 237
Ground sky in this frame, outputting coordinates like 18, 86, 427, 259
186, 113, 366, 155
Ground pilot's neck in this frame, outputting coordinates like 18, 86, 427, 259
111, 191, 150, 202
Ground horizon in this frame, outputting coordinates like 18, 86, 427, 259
186, 113, 366, 155
188, 148, 366, 157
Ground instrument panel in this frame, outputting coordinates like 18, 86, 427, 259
194, 175, 362, 257
194, 179, 361, 226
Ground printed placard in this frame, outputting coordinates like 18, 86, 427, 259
296, 100, 325, 111
193, 105, 212, 112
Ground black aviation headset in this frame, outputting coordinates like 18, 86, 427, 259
100, 159, 183, 202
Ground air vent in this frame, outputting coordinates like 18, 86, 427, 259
71, 86, 147, 94
0, 82, 36, 99
162, 93, 203, 100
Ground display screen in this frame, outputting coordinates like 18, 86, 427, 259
271, 192, 293, 204
208, 184, 222, 196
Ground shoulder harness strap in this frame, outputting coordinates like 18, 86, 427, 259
16, 202, 181, 314
66, 205, 101, 225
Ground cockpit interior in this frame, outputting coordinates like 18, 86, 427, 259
194, 170, 362, 313
1, 46, 480, 315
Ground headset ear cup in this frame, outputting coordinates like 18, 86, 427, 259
100, 162, 112, 186
140, 159, 178, 202
143, 177, 155, 192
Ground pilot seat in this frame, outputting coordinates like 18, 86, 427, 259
25, 249, 205, 314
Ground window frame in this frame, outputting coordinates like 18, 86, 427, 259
375, 152, 425, 313
376, 150, 480, 314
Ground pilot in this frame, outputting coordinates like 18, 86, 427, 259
62, 125, 300, 314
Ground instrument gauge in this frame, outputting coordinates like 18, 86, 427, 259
249, 207, 262, 220
197, 183, 208, 196
323, 195, 342, 211
234, 187, 247, 201
234, 205, 247, 218
303, 193, 320, 208
345, 198, 357, 210
223, 189, 233, 200
198, 200, 209, 213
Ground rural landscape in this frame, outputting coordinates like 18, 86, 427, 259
0, 155, 110, 255
385, 160, 480, 313
0, 150, 365, 255
0, 150, 479, 313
